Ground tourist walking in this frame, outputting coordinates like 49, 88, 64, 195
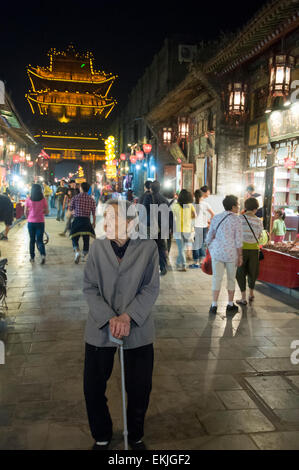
49, 182, 57, 209
245, 185, 263, 219
55, 180, 67, 221
0, 194, 14, 241
206, 195, 243, 315
83, 199, 159, 451
24, 184, 49, 264
190, 189, 214, 269
172, 190, 196, 272
271, 209, 286, 243
139, 180, 152, 206
69, 182, 96, 263
59, 189, 74, 237
236, 197, 263, 305
149, 180, 169, 276
43, 182, 52, 204
163, 189, 176, 257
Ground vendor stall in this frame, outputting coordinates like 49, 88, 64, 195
258, 243, 299, 288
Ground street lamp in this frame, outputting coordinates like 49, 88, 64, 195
162, 128, 172, 144
178, 118, 189, 139
227, 82, 247, 115
269, 54, 294, 98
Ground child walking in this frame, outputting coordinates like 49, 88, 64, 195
272, 210, 286, 243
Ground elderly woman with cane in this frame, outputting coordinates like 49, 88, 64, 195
83, 199, 160, 451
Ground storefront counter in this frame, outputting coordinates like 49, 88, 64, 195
258, 248, 299, 288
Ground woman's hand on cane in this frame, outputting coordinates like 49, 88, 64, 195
110, 313, 131, 339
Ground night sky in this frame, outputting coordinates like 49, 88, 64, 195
1, 0, 266, 129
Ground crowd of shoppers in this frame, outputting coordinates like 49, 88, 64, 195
0, 172, 286, 452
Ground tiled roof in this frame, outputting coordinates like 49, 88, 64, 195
203, 0, 299, 75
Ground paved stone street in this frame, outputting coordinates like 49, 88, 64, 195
0, 216, 299, 450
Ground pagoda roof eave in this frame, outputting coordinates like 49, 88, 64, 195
26, 94, 117, 109
27, 66, 117, 86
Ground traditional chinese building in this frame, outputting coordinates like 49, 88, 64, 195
26, 45, 117, 182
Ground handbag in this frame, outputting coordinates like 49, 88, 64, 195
201, 213, 232, 275
201, 248, 212, 275
243, 215, 264, 261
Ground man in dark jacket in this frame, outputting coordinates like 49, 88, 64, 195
55, 180, 68, 221
146, 180, 169, 276
0, 194, 14, 240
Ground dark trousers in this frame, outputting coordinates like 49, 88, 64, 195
236, 249, 260, 291
84, 343, 154, 443
155, 238, 167, 272
57, 200, 65, 220
192, 226, 208, 261
72, 235, 90, 254
28, 222, 45, 258
167, 232, 173, 254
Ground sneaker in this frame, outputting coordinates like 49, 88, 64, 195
209, 305, 217, 315
40, 256, 46, 265
59, 233, 66, 237
56, 218, 60, 221
0, 234, 8, 241
236, 299, 247, 306
226, 304, 239, 315
189, 264, 199, 269
91, 441, 110, 450
129, 440, 147, 451
30, 258, 35, 263
177, 267, 187, 272
160, 267, 167, 276
75, 251, 81, 264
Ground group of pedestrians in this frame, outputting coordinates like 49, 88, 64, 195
22, 179, 97, 265
138, 181, 215, 275
80, 187, 264, 451
1, 174, 275, 452
207, 194, 264, 315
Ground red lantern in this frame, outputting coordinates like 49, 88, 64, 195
19, 156, 26, 163
130, 155, 137, 164
143, 144, 152, 154
136, 151, 144, 160
28, 161, 34, 167
177, 158, 182, 164
112, 159, 117, 166
120, 153, 126, 161
13, 154, 20, 164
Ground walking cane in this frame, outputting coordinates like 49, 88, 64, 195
109, 331, 128, 450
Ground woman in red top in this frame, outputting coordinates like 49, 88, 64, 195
24, 184, 49, 264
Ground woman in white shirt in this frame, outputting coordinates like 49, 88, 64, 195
190, 189, 215, 268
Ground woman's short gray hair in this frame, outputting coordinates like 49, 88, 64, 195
104, 199, 137, 221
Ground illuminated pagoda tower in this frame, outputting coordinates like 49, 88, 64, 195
26, 44, 117, 181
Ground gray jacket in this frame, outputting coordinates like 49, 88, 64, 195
83, 238, 160, 349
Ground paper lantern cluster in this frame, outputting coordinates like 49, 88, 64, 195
105, 136, 117, 179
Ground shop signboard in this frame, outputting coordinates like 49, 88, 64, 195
267, 106, 299, 142
169, 143, 187, 163
259, 122, 269, 145
248, 124, 258, 146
